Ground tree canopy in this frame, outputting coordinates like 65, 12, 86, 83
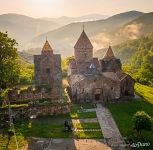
0, 32, 20, 89
115, 33, 153, 85
61, 56, 74, 77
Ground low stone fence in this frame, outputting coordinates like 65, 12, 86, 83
0, 103, 70, 118
2, 88, 61, 106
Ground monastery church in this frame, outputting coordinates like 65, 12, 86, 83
68, 29, 135, 103
33, 28, 135, 103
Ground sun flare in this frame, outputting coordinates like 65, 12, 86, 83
29, 0, 55, 7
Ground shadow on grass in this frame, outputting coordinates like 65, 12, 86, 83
0, 103, 102, 149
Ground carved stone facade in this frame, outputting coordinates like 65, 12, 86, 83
68, 30, 135, 103
34, 40, 62, 95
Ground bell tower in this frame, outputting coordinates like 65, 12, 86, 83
100, 46, 122, 72
74, 27, 93, 63
41, 39, 53, 55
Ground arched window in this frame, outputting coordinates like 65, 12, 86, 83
84, 52, 87, 58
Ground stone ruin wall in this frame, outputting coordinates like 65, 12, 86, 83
0, 104, 70, 117
6, 88, 60, 104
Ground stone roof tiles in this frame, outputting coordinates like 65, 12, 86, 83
102, 72, 120, 81
103, 46, 116, 59
74, 30, 93, 49
42, 40, 53, 52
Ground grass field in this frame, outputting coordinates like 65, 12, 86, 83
70, 111, 97, 119
74, 131, 103, 139
73, 122, 101, 129
18, 121, 73, 138
108, 83, 153, 149
70, 103, 97, 119
0, 134, 27, 150
135, 83, 153, 104
0, 103, 101, 149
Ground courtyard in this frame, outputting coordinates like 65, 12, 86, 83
0, 84, 153, 150
0, 103, 104, 150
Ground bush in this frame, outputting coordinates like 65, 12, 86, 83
132, 111, 152, 134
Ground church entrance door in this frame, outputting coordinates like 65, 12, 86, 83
95, 94, 100, 101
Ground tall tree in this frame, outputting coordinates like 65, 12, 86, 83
0, 32, 20, 89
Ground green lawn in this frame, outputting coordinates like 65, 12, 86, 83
18, 120, 73, 138
0, 103, 100, 149
135, 83, 153, 104
108, 100, 153, 149
0, 133, 27, 150
71, 103, 96, 111
70, 103, 96, 119
73, 122, 101, 129
15, 117, 101, 140
70, 112, 97, 119
74, 131, 103, 139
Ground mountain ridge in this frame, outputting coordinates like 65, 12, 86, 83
24, 11, 144, 57
0, 13, 60, 45
40, 13, 109, 25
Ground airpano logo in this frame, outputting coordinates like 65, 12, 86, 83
130, 142, 150, 148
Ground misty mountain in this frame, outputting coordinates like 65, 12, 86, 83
40, 14, 109, 26
24, 11, 144, 57
18, 51, 33, 64
94, 12, 153, 62
94, 12, 153, 61
94, 33, 153, 71
0, 13, 60, 45
91, 12, 153, 51
116, 12, 153, 40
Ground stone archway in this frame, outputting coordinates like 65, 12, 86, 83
93, 88, 102, 102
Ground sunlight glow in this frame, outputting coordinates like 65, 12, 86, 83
29, 0, 54, 7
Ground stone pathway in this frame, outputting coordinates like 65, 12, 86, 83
27, 138, 111, 150
96, 104, 126, 150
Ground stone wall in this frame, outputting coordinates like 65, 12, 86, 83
0, 104, 70, 118
34, 53, 62, 89
100, 58, 122, 72
6, 88, 60, 104
68, 71, 135, 104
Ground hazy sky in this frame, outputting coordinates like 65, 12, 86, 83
0, 0, 153, 18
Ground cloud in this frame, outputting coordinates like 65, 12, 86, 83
91, 33, 111, 51
120, 23, 143, 40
